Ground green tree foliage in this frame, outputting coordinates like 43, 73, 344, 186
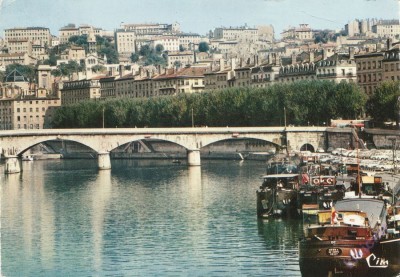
91, 65, 107, 73
5, 64, 36, 82
130, 53, 139, 63
198, 42, 209, 52
155, 44, 164, 54
50, 61, 84, 77
366, 81, 400, 127
52, 80, 367, 128
137, 45, 166, 66
68, 35, 88, 51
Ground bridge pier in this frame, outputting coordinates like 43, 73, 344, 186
98, 152, 111, 170
187, 149, 201, 166
5, 156, 22, 174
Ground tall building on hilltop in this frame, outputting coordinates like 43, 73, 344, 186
4, 27, 51, 46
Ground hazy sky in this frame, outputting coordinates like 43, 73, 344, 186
0, 0, 399, 37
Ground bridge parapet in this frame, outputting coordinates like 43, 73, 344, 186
0, 127, 329, 172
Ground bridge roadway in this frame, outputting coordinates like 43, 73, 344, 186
0, 126, 327, 173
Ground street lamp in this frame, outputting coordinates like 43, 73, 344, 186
191, 108, 194, 128
102, 107, 105, 129
388, 136, 397, 174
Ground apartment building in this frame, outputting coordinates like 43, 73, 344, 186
100, 76, 117, 99
204, 59, 236, 90
355, 41, 400, 93
382, 44, 400, 82
153, 66, 207, 96
115, 29, 136, 55
121, 22, 180, 35
4, 27, 51, 46
166, 51, 194, 68
151, 36, 179, 52
61, 78, 101, 105
278, 63, 317, 83
0, 84, 60, 130
6, 39, 32, 55
59, 24, 104, 44
213, 26, 258, 43
316, 49, 357, 83
281, 24, 314, 41
177, 33, 202, 51
60, 46, 86, 62
372, 20, 400, 38
114, 69, 155, 99
0, 52, 36, 67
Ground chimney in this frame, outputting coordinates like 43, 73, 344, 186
231, 58, 236, 71
157, 65, 161, 75
309, 51, 314, 63
276, 54, 281, 66
219, 58, 225, 71
376, 43, 382, 52
349, 47, 355, 59
291, 53, 296, 65
119, 64, 123, 78
322, 49, 326, 60
253, 55, 259, 66
387, 38, 393, 50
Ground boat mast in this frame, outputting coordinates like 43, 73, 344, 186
357, 138, 361, 198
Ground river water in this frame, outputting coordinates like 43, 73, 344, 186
1, 159, 302, 277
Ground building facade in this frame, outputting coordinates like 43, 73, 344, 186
372, 20, 400, 38
4, 27, 51, 46
166, 51, 194, 68
0, 86, 60, 130
115, 30, 136, 55
213, 26, 258, 43
61, 78, 101, 105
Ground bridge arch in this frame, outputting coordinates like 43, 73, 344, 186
300, 143, 315, 152
12, 137, 97, 157
199, 134, 283, 149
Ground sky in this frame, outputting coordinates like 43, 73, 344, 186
0, 0, 399, 38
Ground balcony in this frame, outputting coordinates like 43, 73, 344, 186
317, 73, 337, 77
192, 83, 205, 88
251, 77, 271, 83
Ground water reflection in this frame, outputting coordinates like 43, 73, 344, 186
90, 169, 112, 273
257, 218, 302, 276
1, 159, 302, 276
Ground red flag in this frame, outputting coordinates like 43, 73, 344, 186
331, 206, 337, 225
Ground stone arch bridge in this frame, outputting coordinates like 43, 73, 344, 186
0, 126, 327, 173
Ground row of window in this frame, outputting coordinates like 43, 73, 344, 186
357, 60, 383, 70
16, 107, 46, 113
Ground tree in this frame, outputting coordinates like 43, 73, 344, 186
137, 45, 166, 66
130, 53, 139, 63
52, 80, 365, 129
69, 35, 88, 48
155, 44, 164, 55
5, 64, 36, 82
91, 65, 107, 73
179, 45, 186, 52
198, 42, 209, 52
366, 81, 400, 128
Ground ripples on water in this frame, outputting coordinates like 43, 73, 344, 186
1, 159, 302, 276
